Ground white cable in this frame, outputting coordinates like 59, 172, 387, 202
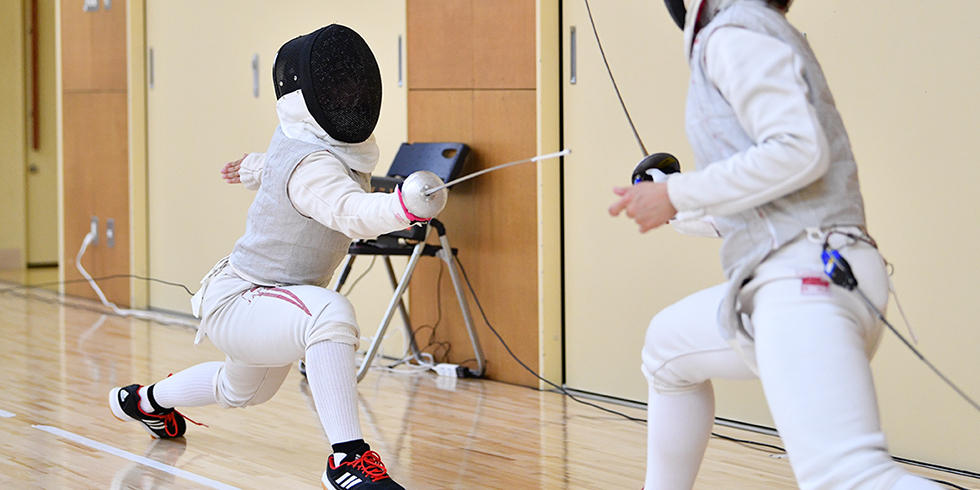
75, 231, 199, 329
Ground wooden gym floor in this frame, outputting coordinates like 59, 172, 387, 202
0, 282, 974, 489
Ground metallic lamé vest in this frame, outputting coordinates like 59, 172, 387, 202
685, 0, 866, 337
229, 126, 368, 286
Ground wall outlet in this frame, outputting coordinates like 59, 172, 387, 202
89, 216, 99, 245
106, 218, 115, 248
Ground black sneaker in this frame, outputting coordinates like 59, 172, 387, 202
322, 450, 403, 489
109, 384, 187, 439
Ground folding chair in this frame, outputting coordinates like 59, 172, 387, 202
331, 142, 487, 382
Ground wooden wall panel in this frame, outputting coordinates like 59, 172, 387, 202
406, 0, 538, 386
472, 0, 536, 89
60, 0, 126, 92
62, 92, 130, 304
61, 0, 130, 305
408, 90, 539, 386
407, 0, 535, 90
406, 0, 473, 89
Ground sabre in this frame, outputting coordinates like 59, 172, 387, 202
423, 149, 571, 196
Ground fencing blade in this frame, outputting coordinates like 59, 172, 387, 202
423, 149, 571, 196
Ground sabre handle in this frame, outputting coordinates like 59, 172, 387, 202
631, 152, 681, 185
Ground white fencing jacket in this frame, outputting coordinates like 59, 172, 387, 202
239, 90, 410, 240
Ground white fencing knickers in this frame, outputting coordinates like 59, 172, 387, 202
190, 262, 359, 408
640, 231, 940, 489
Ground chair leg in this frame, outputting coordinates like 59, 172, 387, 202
437, 234, 487, 378
383, 256, 423, 360
331, 255, 356, 292
356, 241, 428, 382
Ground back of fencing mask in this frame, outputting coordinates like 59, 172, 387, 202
664, 0, 793, 30
664, 0, 687, 29
273, 24, 382, 143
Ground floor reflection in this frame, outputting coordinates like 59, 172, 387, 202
109, 438, 188, 490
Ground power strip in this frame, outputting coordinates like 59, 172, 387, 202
433, 363, 460, 377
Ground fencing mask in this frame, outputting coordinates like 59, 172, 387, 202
664, 0, 687, 29
664, 0, 793, 30
273, 24, 382, 143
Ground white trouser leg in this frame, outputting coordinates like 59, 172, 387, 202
642, 284, 756, 489
643, 379, 715, 490
640, 237, 936, 489
752, 278, 938, 489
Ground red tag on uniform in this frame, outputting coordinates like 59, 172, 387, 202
801, 276, 830, 295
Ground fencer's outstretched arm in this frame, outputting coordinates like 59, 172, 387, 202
666, 27, 831, 218
288, 151, 415, 240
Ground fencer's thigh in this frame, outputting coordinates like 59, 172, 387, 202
214, 360, 292, 408
642, 283, 756, 392
751, 270, 899, 489
205, 284, 359, 367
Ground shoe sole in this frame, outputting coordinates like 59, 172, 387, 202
108, 387, 161, 439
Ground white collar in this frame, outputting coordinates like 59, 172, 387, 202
275, 90, 380, 174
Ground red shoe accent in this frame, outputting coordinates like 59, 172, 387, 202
133, 384, 207, 437
331, 451, 391, 483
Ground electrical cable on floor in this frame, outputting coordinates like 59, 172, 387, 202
452, 254, 977, 489
341, 255, 447, 374
73, 232, 198, 328
0, 274, 194, 296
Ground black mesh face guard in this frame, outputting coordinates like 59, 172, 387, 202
272, 25, 382, 143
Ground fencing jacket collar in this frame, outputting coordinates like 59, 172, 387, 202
275, 89, 380, 175
684, 0, 741, 60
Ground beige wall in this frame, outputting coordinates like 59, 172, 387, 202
0, 1, 27, 270
562, 0, 979, 470
537, 0, 563, 384
144, 1, 410, 349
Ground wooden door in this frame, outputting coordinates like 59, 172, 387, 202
561, 0, 779, 421
145, 0, 408, 329
61, 0, 130, 304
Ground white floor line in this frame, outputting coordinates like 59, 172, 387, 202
32, 425, 239, 490
0, 409, 15, 418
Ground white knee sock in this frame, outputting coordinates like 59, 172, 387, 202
305, 341, 363, 445
645, 381, 715, 490
140, 361, 222, 412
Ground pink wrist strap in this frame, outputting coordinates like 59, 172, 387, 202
397, 186, 430, 223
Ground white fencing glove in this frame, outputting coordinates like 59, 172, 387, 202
397, 170, 448, 224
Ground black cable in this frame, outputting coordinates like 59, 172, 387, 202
822, 233, 979, 412
454, 254, 643, 422
708, 432, 786, 454
0, 274, 195, 296
927, 480, 969, 490
342, 256, 377, 296
453, 255, 977, 488
582, 0, 648, 157
410, 260, 454, 364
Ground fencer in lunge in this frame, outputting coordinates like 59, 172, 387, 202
108, 24, 446, 490
610, 1, 941, 489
